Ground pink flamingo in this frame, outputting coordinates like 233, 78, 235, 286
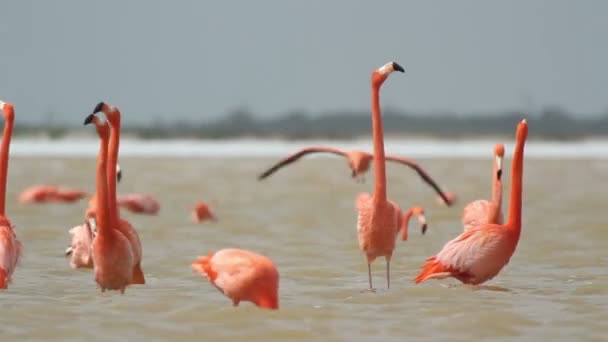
258, 148, 454, 205
65, 164, 122, 267
356, 61, 404, 290
192, 248, 279, 310
461, 144, 505, 231
192, 201, 216, 223
414, 119, 528, 286
93, 102, 145, 284
398, 206, 427, 241
117, 193, 160, 215
84, 113, 133, 293
0, 101, 22, 289
19, 185, 88, 204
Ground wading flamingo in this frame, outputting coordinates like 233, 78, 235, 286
0, 101, 22, 289
192, 201, 216, 223
93, 102, 145, 284
65, 163, 123, 269
461, 144, 504, 231
356, 61, 404, 290
192, 248, 279, 310
414, 119, 528, 286
19, 185, 88, 204
258, 148, 454, 205
84, 113, 133, 293
117, 193, 160, 215
399, 206, 427, 241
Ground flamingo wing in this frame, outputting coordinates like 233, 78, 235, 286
385, 155, 453, 205
258, 146, 347, 180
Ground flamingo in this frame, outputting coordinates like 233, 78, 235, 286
19, 185, 88, 204
356, 61, 404, 290
398, 206, 427, 241
0, 101, 22, 289
65, 164, 123, 269
92, 102, 145, 284
414, 119, 528, 286
192, 248, 279, 310
192, 201, 216, 223
117, 193, 160, 215
84, 113, 133, 293
258, 147, 454, 205
461, 144, 504, 232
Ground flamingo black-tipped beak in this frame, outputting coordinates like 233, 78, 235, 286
392, 62, 405, 73
65, 246, 73, 257
117, 168, 123, 183
84, 113, 95, 125
497, 169, 502, 180
93, 102, 105, 114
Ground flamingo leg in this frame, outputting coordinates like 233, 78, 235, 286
368, 263, 373, 289
386, 258, 390, 289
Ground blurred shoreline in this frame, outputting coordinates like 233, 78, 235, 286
10, 137, 608, 159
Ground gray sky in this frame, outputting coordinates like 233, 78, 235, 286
1, 0, 607, 124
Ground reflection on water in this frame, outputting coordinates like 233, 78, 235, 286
1, 155, 607, 341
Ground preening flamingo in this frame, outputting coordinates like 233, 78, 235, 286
258, 147, 454, 205
84, 113, 133, 293
0, 100, 22, 289
398, 206, 427, 241
414, 119, 528, 286
192, 201, 216, 223
356, 61, 404, 290
461, 144, 504, 231
192, 248, 279, 310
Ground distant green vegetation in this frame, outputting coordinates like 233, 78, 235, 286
14, 107, 608, 140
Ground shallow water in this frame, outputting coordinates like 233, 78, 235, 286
2, 155, 607, 341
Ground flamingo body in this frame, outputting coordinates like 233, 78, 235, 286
192, 248, 279, 310
117, 194, 160, 215
192, 201, 215, 223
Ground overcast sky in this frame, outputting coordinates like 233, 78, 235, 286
1, 0, 607, 124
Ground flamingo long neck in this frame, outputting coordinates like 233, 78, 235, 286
107, 111, 120, 228
0, 114, 13, 215
401, 209, 414, 232
506, 137, 525, 235
96, 131, 112, 238
371, 82, 387, 204
488, 158, 503, 223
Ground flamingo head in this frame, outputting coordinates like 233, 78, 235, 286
93, 101, 120, 125
494, 144, 505, 180
84, 113, 110, 139
348, 152, 373, 179
0, 100, 15, 121
372, 61, 405, 85
411, 206, 427, 235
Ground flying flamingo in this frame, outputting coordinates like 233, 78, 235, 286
356, 61, 404, 290
93, 102, 145, 284
192, 200, 216, 223
398, 206, 427, 241
258, 148, 454, 206
84, 113, 133, 293
0, 100, 22, 289
414, 119, 528, 286
461, 144, 504, 232
192, 248, 279, 310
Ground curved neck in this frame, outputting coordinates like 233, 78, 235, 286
107, 113, 120, 227
371, 83, 387, 203
488, 159, 503, 223
96, 133, 111, 237
402, 209, 414, 231
0, 115, 14, 215
506, 138, 525, 233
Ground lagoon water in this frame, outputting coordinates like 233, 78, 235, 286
1, 138, 607, 341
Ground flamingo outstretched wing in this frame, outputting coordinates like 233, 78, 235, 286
385, 155, 453, 206
258, 146, 348, 180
